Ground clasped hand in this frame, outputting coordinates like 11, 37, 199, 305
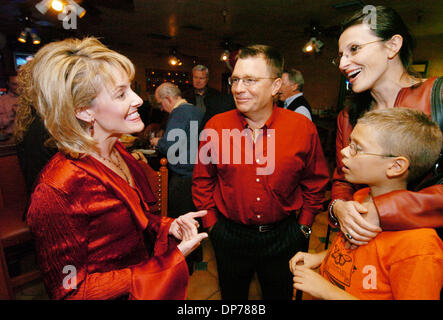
333, 198, 382, 246
289, 251, 338, 300
169, 210, 208, 257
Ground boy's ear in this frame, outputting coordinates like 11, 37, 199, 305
75, 107, 94, 123
386, 156, 409, 178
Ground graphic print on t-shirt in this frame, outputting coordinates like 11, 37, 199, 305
322, 234, 357, 290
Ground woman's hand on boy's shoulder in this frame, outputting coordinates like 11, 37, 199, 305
335, 199, 381, 246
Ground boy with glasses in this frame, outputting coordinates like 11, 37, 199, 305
290, 108, 443, 300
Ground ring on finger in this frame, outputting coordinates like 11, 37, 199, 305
346, 233, 353, 240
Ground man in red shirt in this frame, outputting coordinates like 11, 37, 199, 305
192, 45, 329, 299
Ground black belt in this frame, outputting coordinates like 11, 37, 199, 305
222, 214, 293, 233
252, 224, 278, 233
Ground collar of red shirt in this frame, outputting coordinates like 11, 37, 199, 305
235, 106, 278, 131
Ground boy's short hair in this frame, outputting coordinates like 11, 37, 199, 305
357, 108, 442, 182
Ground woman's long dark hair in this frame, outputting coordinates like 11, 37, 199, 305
341, 6, 418, 126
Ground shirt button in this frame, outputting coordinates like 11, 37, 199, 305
256, 178, 260, 182
257, 197, 261, 201
257, 215, 261, 219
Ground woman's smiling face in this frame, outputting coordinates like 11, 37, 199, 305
89, 67, 144, 140
338, 23, 390, 93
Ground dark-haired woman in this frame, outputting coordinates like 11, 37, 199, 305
329, 6, 443, 245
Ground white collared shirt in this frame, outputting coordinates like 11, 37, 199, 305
283, 93, 312, 121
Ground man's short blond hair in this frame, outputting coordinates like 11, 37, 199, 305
28, 37, 135, 156
237, 44, 284, 78
357, 108, 442, 182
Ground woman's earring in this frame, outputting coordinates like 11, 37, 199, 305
90, 119, 95, 136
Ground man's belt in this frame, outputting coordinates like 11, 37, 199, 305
225, 215, 294, 233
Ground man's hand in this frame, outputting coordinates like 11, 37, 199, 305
333, 200, 381, 246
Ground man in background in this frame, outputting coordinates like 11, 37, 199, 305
151, 82, 204, 274
183, 64, 235, 130
278, 68, 312, 120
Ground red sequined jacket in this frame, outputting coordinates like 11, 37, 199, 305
27, 142, 189, 299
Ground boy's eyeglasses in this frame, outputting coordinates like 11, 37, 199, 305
228, 76, 277, 87
331, 40, 383, 66
348, 143, 398, 158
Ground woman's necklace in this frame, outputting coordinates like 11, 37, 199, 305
99, 149, 131, 185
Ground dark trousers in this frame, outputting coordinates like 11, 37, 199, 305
210, 214, 309, 300
168, 173, 196, 218
167, 172, 203, 271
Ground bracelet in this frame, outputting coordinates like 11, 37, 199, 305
328, 199, 342, 227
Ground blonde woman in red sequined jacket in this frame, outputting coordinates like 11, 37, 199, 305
25, 37, 207, 300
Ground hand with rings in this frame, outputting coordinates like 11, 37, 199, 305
333, 199, 382, 246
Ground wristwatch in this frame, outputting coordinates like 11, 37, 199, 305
299, 224, 312, 238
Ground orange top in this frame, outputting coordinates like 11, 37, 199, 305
320, 188, 443, 300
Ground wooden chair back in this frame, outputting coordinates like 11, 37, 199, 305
137, 158, 168, 217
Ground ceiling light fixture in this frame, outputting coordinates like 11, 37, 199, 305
220, 50, 230, 62
169, 56, 178, 66
302, 37, 323, 53
168, 55, 183, 66
35, 0, 51, 14
51, 0, 64, 12
168, 49, 183, 67
17, 28, 41, 45
36, 0, 86, 18
70, 0, 86, 18
17, 29, 28, 43
31, 31, 41, 45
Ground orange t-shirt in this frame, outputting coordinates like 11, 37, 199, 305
319, 188, 443, 300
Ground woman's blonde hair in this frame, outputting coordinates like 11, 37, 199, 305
25, 37, 135, 156
14, 59, 37, 143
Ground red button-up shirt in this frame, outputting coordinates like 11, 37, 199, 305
192, 107, 329, 228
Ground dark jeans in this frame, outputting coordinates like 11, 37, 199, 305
209, 214, 309, 300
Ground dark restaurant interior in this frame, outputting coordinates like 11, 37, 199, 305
0, 0, 442, 301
